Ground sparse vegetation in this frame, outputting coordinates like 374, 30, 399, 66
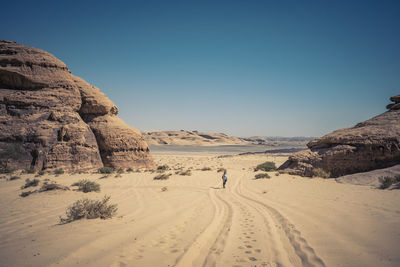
39, 182, 69, 192
201, 167, 212, 171
157, 165, 169, 173
255, 161, 276, 172
20, 191, 34, 197
54, 169, 64, 175
21, 178, 40, 189
176, 169, 192, 176
1, 166, 14, 174
59, 195, 118, 224
217, 168, 226, 173
37, 170, 45, 176
9, 175, 20, 181
117, 168, 124, 174
99, 166, 114, 174
255, 173, 271, 179
127, 168, 133, 172
312, 168, 330, 178
154, 173, 172, 180
72, 179, 100, 193
379, 175, 400, 189
25, 166, 35, 174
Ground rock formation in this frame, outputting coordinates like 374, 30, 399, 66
278, 95, 400, 177
0, 40, 154, 172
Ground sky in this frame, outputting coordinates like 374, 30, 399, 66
2, 0, 399, 137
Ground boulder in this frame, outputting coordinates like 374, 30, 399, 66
0, 41, 154, 172
279, 95, 400, 177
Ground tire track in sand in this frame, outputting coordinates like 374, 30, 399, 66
175, 187, 233, 267
235, 178, 326, 267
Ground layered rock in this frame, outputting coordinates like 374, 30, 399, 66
278, 95, 400, 177
0, 40, 154, 172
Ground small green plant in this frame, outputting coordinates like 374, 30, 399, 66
59, 195, 118, 224
54, 169, 64, 175
255, 162, 276, 172
312, 168, 330, 178
201, 167, 212, 171
255, 173, 270, 179
21, 178, 40, 189
157, 165, 169, 173
72, 179, 100, 193
154, 173, 172, 180
99, 166, 114, 174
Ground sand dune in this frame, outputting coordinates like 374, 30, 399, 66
0, 154, 399, 266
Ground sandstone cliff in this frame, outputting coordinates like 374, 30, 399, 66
278, 95, 400, 177
0, 41, 154, 172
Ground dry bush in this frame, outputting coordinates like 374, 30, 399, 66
54, 169, 64, 175
21, 178, 40, 189
379, 175, 400, 189
99, 167, 114, 174
39, 182, 69, 192
312, 168, 331, 178
157, 165, 169, 173
201, 167, 212, 171
72, 179, 100, 193
255, 173, 270, 179
154, 173, 171, 180
177, 169, 192, 176
255, 162, 276, 172
59, 195, 117, 224
8, 175, 21, 181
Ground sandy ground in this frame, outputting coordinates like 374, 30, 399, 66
0, 153, 399, 267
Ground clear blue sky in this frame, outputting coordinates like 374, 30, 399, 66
2, 0, 399, 137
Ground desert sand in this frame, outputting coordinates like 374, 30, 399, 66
0, 152, 399, 267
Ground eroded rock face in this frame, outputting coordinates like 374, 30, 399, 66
0, 40, 154, 172
278, 95, 400, 177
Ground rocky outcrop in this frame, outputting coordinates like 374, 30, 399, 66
0, 41, 154, 172
278, 95, 400, 177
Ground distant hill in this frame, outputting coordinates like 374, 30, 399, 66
142, 130, 314, 147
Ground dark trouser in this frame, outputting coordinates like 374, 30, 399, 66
223, 179, 227, 188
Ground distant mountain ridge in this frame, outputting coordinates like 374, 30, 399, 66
142, 130, 314, 146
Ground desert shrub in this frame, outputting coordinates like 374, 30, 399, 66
72, 179, 100, 193
379, 176, 394, 189
9, 175, 20, 181
54, 169, 64, 175
312, 168, 330, 178
20, 191, 35, 197
127, 168, 133, 172
177, 170, 192, 176
217, 168, 226, 173
99, 167, 114, 174
154, 173, 171, 180
255, 161, 276, 172
59, 195, 117, 224
157, 165, 169, 172
255, 173, 270, 179
21, 178, 40, 189
39, 182, 69, 192
25, 167, 35, 174
201, 167, 212, 171
117, 168, 124, 174
161, 186, 168, 192
36, 170, 45, 176
1, 166, 14, 174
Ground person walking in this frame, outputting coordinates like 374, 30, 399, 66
222, 170, 228, 189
